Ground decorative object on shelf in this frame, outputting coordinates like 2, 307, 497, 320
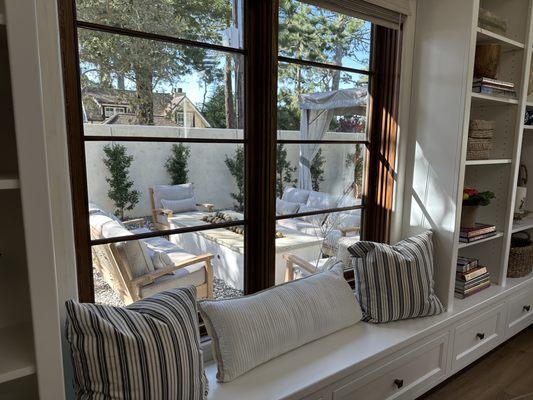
508, 232, 533, 278
461, 188, 495, 229
455, 258, 490, 299
457, 256, 478, 273
460, 223, 497, 243
525, 110, 533, 125
478, 8, 507, 35
514, 164, 528, 217
467, 119, 495, 160
472, 76, 517, 98
474, 45, 501, 80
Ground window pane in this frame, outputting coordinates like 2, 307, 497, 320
278, 0, 371, 70
78, 29, 245, 137
275, 143, 367, 201
76, 0, 244, 49
85, 142, 246, 234
90, 230, 244, 306
277, 62, 368, 139
277, 210, 362, 282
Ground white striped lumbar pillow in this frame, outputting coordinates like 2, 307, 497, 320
348, 231, 445, 323
65, 286, 208, 400
198, 263, 362, 382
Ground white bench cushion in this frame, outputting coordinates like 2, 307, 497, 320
198, 265, 362, 382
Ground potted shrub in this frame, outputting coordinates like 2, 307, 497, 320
461, 187, 495, 228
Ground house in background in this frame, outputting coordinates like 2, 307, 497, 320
82, 87, 211, 127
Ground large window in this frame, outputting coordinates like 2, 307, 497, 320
59, 0, 402, 306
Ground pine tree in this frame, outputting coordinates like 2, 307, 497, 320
103, 143, 140, 219
310, 147, 326, 191
165, 143, 191, 185
276, 144, 297, 198
225, 146, 245, 211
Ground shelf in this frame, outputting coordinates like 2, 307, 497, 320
465, 159, 512, 165
458, 232, 504, 249
524, 125, 533, 131
0, 174, 19, 190
471, 92, 519, 105
0, 323, 35, 384
476, 27, 525, 50
512, 214, 533, 233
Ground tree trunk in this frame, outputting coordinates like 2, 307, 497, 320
133, 65, 154, 125
224, 54, 236, 129
117, 74, 125, 90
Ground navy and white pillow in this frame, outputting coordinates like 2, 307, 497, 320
65, 286, 207, 400
348, 231, 444, 323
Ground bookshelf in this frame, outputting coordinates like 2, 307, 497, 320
465, 159, 512, 165
406, 0, 533, 309
476, 27, 525, 50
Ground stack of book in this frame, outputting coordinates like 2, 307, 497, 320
455, 256, 491, 299
472, 77, 517, 98
460, 223, 496, 243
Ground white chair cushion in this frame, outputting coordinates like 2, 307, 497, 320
90, 214, 154, 278
153, 183, 195, 209
276, 198, 300, 216
139, 263, 207, 298
161, 197, 197, 213
306, 191, 339, 210
281, 187, 310, 204
297, 204, 325, 226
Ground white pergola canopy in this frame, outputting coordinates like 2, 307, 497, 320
298, 88, 367, 191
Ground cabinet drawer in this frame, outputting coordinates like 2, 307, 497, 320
507, 288, 533, 338
452, 303, 505, 372
331, 333, 448, 400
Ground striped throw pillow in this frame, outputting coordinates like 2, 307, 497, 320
65, 287, 208, 400
348, 231, 444, 323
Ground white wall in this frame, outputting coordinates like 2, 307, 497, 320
85, 124, 362, 217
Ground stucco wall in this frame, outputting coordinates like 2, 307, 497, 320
84, 124, 363, 218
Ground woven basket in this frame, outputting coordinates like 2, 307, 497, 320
469, 129, 494, 139
467, 149, 490, 160
469, 119, 496, 131
508, 232, 533, 278
467, 138, 493, 151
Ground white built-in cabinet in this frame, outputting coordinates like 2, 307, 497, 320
0, 0, 39, 397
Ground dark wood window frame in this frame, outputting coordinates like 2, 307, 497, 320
58, 0, 402, 302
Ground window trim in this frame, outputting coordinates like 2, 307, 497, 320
58, 0, 401, 303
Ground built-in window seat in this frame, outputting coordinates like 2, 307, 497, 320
206, 275, 533, 400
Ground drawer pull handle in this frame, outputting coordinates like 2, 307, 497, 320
524, 305, 531, 312
394, 379, 404, 389
476, 332, 485, 340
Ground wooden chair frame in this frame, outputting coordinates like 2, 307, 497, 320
90, 219, 214, 304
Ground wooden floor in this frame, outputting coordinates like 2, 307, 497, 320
421, 327, 533, 400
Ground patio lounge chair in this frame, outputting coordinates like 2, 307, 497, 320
89, 204, 214, 304
149, 183, 214, 230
